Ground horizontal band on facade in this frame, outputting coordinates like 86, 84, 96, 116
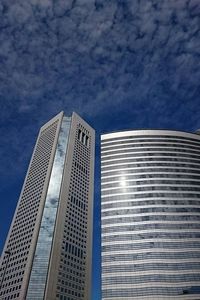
101, 161, 200, 170
101, 198, 200, 205
102, 269, 200, 278
102, 295, 199, 300
102, 171, 200, 180
101, 190, 200, 198
101, 153, 200, 163
101, 212, 200, 219
102, 257, 200, 266
101, 142, 200, 150
102, 228, 200, 237
101, 134, 200, 144
102, 265, 200, 274
102, 221, 200, 229
101, 165, 200, 174
102, 204, 200, 211
101, 281, 200, 289
101, 145, 200, 154
102, 238, 200, 246
101, 178, 200, 187
102, 248, 200, 256
101, 183, 200, 192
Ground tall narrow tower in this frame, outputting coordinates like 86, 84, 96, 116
101, 129, 200, 300
0, 112, 95, 300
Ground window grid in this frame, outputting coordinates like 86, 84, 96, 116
0, 120, 59, 300
56, 124, 91, 300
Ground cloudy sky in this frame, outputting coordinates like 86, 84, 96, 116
0, 0, 200, 299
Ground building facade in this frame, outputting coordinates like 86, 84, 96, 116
0, 112, 95, 300
101, 130, 200, 300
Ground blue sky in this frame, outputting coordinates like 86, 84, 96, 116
0, 0, 200, 299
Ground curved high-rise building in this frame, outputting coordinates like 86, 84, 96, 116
101, 130, 200, 300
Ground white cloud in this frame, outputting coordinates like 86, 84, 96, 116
0, 0, 199, 180
7, 2, 33, 24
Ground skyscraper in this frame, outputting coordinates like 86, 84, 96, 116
101, 130, 200, 300
0, 112, 95, 300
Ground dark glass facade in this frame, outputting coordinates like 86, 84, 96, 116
26, 117, 71, 299
101, 130, 200, 300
